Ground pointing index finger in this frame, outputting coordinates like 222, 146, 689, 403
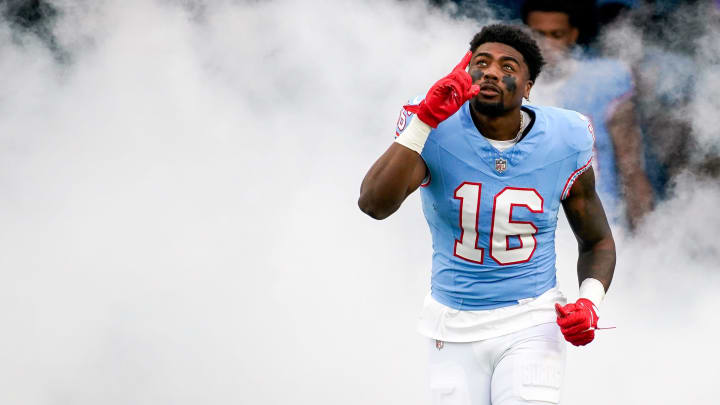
453, 50, 473, 73
555, 303, 569, 317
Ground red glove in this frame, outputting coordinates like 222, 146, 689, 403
555, 298, 598, 346
404, 51, 480, 128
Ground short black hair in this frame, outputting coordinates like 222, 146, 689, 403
469, 24, 545, 82
521, 0, 598, 45
521, 0, 583, 28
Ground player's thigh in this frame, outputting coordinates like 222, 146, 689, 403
427, 339, 492, 405
490, 323, 566, 405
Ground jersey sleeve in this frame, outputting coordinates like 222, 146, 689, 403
561, 112, 595, 200
394, 95, 424, 138
605, 60, 635, 117
393, 95, 430, 186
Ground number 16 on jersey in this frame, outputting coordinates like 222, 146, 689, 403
453, 182, 544, 266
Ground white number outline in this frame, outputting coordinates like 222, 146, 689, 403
453, 183, 544, 266
453, 182, 484, 264
489, 187, 544, 265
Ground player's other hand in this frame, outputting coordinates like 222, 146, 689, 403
555, 298, 598, 346
404, 51, 480, 128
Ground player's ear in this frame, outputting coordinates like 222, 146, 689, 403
524, 80, 533, 100
569, 27, 579, 44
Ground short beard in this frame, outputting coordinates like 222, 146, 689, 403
471, 98, 506, 117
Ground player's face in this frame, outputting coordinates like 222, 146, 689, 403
468, 42, 532, 117
526, 11, 579, 64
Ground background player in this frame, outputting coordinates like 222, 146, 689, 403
359, 24, 615, 404
521, 0, 655, 229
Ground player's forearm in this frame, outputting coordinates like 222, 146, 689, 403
358, 143, 423, 219
562, 169, 616, 292
607, 99, 655, 227
576, 236, 616, 292
623, 173, 654, 228
616, 152, 654, 228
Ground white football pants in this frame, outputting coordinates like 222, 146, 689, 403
427, 322, 566, 405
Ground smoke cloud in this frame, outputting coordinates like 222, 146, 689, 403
0, 1, 717, 404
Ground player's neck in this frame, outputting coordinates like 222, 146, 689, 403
469, 106, 522, 141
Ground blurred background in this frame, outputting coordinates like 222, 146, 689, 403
0, 0, 718, 404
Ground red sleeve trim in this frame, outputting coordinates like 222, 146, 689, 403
561, 156, 593, 200
420, 172, 431, 187
605, 89, 634, 122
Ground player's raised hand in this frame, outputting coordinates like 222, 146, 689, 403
404, 51, 481, 128
555, 299, 598, 346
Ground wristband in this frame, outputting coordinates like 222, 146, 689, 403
578, 278, 606, 307
394, 115, 432, 154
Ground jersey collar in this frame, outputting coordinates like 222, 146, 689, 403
459, 102, 546, 177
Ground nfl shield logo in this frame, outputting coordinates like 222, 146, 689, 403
495, 158, 507, 173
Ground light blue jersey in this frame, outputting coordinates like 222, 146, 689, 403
552, 56, 634, 218
396, 102, 593, 310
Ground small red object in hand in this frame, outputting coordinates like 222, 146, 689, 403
555, 298, 598, 346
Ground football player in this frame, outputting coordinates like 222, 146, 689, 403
522, 0, 655, 229
359, 24, 615, 404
